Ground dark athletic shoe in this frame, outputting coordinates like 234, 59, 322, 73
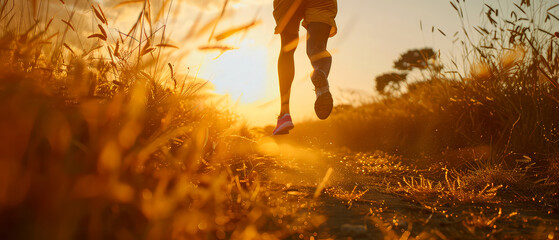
311, 70, 333, 120
272, 113, 294, 135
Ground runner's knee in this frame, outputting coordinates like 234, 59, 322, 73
306, 45, 327, 59
280, 33, 299, 54
306, 23, 330, 58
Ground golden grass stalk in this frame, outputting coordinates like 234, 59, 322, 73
313, 167, 333, 199
92, 4, 107, 24
214, 20, 261, 41
60, 19, 75, 32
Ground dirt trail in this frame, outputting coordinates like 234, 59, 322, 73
255, 136, 559, 239
257, 136, 420, 239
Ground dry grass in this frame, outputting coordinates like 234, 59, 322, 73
0, 1, 317, 239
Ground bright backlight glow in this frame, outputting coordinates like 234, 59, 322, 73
204, 41, 268, 104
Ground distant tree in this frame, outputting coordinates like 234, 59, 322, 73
393, 48, 437, 71
375, 47, 440, 95
375, 72, 408, 95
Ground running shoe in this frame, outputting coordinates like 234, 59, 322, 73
311, 70, 333, 120
272, 113, 294, 135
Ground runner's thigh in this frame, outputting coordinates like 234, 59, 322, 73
302, 0, 338, 37
273, 0, 305, 35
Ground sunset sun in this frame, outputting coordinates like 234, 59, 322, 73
204, 40, 269, 104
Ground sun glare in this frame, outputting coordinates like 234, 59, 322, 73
202, 40, 269, 104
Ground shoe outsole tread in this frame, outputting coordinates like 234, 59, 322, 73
315, 92, 333, 120
311, 70, 333, 120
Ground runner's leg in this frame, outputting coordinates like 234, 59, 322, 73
306, 22, 332, 80
278, 32, 298, 116
306, 22, 333, 119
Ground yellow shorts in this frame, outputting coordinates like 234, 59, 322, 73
273, 0, 338, 37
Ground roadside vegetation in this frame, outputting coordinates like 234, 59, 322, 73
0, 1, 318, 239
286, 0, 559, 215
